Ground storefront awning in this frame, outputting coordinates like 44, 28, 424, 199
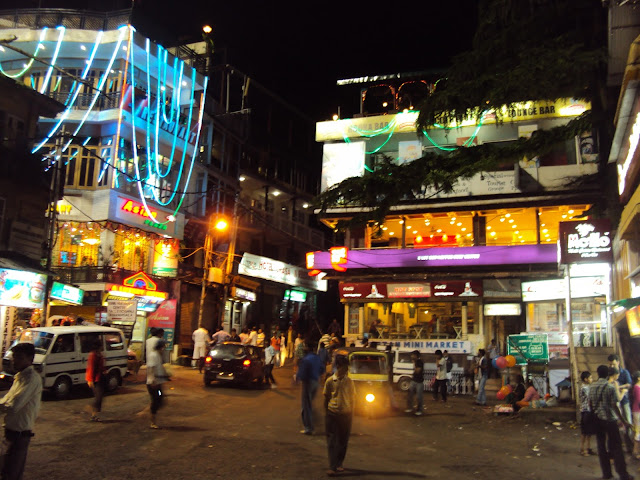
609, 297, 640, 311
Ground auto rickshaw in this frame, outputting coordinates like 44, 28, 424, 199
338, 348, 394, 417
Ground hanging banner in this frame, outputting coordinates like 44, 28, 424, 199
107, 299, 138, 339
146, 299, 177, 348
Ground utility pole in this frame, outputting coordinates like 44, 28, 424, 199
218, 193, 239, 330
196, 220, 212, 328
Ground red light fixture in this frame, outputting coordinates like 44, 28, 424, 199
330, 246, 348, 272
243, 359, 251, 367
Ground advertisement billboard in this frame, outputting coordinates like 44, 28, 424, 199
0, 268, 46, 309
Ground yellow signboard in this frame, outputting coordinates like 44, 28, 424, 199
316, 98, 591, 142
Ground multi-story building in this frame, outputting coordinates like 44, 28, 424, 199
308, 73, 608, 386
174, 61, 330, 347
0, 74, 64, 351
0, 8, 210, 354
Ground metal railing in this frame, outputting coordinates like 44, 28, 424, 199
52, 266, 173, 292
0, 9, 131, 30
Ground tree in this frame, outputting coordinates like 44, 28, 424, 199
315, 0, 607, 227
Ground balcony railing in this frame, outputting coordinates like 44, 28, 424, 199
53, 266, 173, 292
0, 8, 131, 30
246, 211, 326, 250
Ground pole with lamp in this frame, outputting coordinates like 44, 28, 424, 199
218, 193, 239, 330
196, 217, 228, 329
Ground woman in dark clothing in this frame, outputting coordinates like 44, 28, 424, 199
86, 340, 105, 422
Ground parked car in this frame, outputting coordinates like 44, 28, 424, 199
1, 326, 128, 399
203, 342, 264, 388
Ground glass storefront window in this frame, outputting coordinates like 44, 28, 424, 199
113, 229, 151, 271
53, 221, 102, 267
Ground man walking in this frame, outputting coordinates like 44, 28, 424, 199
589, 364, 634, 480
296, 341, 324, 434
405, 350, 424, 416
192, 326, 211, 373
264, 342, 277, 388
323, 354, 355, 476
0, 343, 42, 480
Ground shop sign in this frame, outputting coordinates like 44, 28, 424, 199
307, 244, 557, 270
387, 283, 431, 298
0, 268, 46, 309
121, 199, 158, 219
284, 290, 306, 302
627, 305, 640, 337
50, 281, 84, 305
507, 333, 549, 364
239, 253, 327, 292
233, 287, 256, 302
108, 272, 169, 301
559, 220, 612, 264
107, 299, 137, 331
340, 282, 388, 300
147, 299, 177, 348
431, 281, 482, 298
330, 247, 348, 272
372, 339, 472, 354
521, 276, 607, 302
152, 240, 178, 277
484, 303, 521, 316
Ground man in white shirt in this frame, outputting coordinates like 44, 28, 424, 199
192, 327, 211, 373
433, 349, 448, 403
0, 343, 42, 480
248, 327, 258, 346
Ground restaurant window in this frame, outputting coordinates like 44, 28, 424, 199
53, 221, 101, 267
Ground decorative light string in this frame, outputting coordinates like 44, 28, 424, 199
0, 27, 48, 78
40, 26, 65, 94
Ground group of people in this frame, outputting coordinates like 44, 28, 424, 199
578, 354, 638, 480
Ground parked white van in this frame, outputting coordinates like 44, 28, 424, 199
1, 326, 128, 399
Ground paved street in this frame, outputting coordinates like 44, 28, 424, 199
16, 363, 633, 480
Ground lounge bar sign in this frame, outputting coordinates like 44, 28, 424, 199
559, 220, 613, 264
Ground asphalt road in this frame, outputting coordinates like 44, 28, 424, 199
14, 363, 636, 480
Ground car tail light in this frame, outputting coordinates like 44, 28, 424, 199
243, 359, 251, 367
205, 356, 212, 363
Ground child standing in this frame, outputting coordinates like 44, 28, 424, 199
579, 370, 595, 456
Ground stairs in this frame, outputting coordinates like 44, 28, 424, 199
574, 346, 615, 377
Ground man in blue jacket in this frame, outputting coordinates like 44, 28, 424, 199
296, 341, 324, 435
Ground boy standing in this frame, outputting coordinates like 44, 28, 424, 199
405, 350, 424, 416
323, 355, 356, 476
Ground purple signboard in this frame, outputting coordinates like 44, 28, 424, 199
311, 244, 557, 271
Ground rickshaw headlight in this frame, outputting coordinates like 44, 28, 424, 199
365, 393, 375, 403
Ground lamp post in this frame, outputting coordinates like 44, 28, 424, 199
218, 193, 239, 329
196, 217, 228, 328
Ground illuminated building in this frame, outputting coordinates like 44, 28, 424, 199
0, 9, 210, 349
312, 71, 610, 383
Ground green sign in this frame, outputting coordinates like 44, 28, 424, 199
507, 333, 549, 365
284, 289, 307, 302
50, 281, 84, 305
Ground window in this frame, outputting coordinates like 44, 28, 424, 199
80, 333, 102, 353
105, 333, 124, 351
51, 334, 75, 354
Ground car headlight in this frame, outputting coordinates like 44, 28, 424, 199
365, 393, 375, 403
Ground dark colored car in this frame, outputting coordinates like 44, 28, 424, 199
203, 342, 265, 387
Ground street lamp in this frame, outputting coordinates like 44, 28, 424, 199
196, 216, 228, 328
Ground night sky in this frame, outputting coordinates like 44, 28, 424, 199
2, 0, 479, 120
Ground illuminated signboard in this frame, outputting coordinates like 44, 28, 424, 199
387, 283, 431, 298
108, 271, 168, 301
284, 290, 307, 302
627, 306, 640, 337
232, 287, 257, 302
0, 268, 46, 309
484, 303, 522, 316
330, 247, 348, 272
559, 220, 612, 264
239, 253, 327, 291
119, 198, 168, 231
50, 282, 84, 305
